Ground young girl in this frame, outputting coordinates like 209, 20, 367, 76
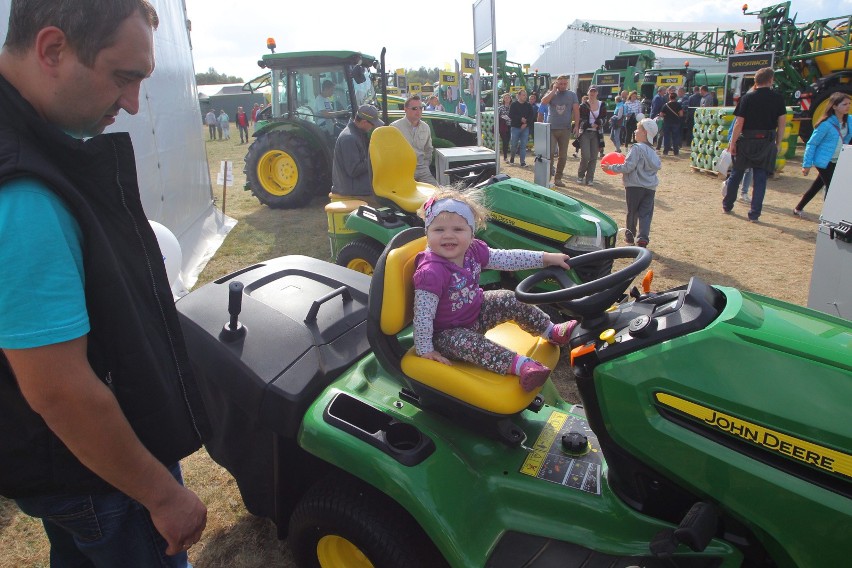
413, 188, 577, 392
794, 92, 852, 216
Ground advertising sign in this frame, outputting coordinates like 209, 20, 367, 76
440, 71, 459, 86
727, 51, 775, 75
461, 53, 476, 74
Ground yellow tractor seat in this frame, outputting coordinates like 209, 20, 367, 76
369, 229, 559, 417
369, 126, 436, 214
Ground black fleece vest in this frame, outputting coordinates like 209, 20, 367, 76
0, 74, 211, 498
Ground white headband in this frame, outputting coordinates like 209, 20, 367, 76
424, 198, 476, 231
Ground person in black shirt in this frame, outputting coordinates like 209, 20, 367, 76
722, 67, 787, 222
660, 92, 684, 155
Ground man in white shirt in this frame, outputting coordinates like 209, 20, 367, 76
391, 95, 438, 185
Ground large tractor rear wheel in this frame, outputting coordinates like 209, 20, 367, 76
799, 85, 852, 142
244, 130, 320, 209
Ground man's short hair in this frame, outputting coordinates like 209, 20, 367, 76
699, 85, 709, 93
405, 94, 422, 108
556, 75, 568, 82
4, 0, 158, 68
754, 67, 775, 86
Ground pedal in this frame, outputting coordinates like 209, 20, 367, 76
650, 501, 719, 556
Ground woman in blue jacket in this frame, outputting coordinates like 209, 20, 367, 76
794, 92, 852, 216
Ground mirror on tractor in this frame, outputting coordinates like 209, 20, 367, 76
350, 64, 367, 85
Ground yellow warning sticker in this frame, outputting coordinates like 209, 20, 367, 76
520, 410, 602, 494
656, 393, 852, 481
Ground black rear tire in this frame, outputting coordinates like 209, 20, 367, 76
244, 129, 321, 209
289, 473, 447, 568
799, 84, 852, 143
336, 238, 385, 275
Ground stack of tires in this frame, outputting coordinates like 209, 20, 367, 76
690, 107, 794, 173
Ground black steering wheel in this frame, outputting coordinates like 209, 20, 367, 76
516, 247, 652, 320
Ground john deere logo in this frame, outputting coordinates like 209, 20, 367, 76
656, 393, 851, 481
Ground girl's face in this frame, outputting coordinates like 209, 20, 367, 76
502, 95, 511, 105
426, 212, 473, 266
835, 97, 851, 115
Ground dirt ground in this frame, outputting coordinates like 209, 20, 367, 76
0, 131, 824, 568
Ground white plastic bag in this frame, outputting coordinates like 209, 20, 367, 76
715, 149, 732, 174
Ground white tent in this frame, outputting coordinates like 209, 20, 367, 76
0, 0, 234, 296
533, 19, 757, 86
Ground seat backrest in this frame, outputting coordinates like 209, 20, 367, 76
367, 228, 426, 378
379, 233, 426, 335
370, 126, 417, 200
369, 126, 436, 212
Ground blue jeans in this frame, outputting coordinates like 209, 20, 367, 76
663, 122, 681, 154
15, 463, 190, 568
509, 126, 530, 164
723, 167, 768, 220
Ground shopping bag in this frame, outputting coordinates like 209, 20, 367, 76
715, 148, 732, 174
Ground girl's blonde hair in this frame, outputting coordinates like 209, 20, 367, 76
417, 186, 490, 232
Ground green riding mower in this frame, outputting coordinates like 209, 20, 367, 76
327, 125, 618, 288
177, 227, 851, 568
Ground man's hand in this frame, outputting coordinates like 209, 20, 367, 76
420, 350, 452, 365
149, 483, 207, 555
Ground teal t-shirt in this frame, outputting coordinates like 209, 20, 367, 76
0, 177, 89, 349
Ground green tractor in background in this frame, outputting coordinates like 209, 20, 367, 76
243, 47, 478, 209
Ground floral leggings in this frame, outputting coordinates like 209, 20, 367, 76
432, 290, 551, 375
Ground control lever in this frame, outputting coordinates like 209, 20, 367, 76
220, 281, 246, 342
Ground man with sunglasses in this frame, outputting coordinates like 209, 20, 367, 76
391, 94, 439, 185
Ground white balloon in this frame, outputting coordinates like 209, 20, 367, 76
148, 220, 183, 287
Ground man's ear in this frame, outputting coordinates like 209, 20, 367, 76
33, 27, 70, 76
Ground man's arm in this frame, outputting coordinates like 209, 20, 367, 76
336, 135, 368, 178
776, 113, 787, 149
5, 337, 206, 555
728, 116, 745, 157
540, 87, 556, 105
572, 102, 580, 136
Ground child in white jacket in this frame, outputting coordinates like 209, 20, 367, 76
602, 118, 662, 247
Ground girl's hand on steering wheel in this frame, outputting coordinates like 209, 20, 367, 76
542, 252, 571, 269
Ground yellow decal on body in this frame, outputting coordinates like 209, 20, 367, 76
490, 212, 571, 242
521, 411, 568, 476
656, 393, 852, 481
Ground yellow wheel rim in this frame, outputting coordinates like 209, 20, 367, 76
345, 258, 375, 275
316, 535, 374, 568
256, 149, 298, 196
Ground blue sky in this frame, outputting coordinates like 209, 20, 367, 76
184, 0, 851, 82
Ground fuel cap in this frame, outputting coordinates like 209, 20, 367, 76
561, 431, 589, 455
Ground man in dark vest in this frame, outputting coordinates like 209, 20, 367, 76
722, 67, 787, 222
0, 1, 211, 565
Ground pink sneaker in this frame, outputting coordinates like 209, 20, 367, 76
549, 320, 577, 346
519, 360, 550, 392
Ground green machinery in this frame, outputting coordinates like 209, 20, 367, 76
242, 46, 477, 209
591, 50, 656, 110
178, 234, 852, 567
572, 1, 852, 140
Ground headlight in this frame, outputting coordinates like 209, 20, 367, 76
564, 234, 604, 252
564, 213, 605, 251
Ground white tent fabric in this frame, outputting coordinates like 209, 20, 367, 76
0, 0, 235, 297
